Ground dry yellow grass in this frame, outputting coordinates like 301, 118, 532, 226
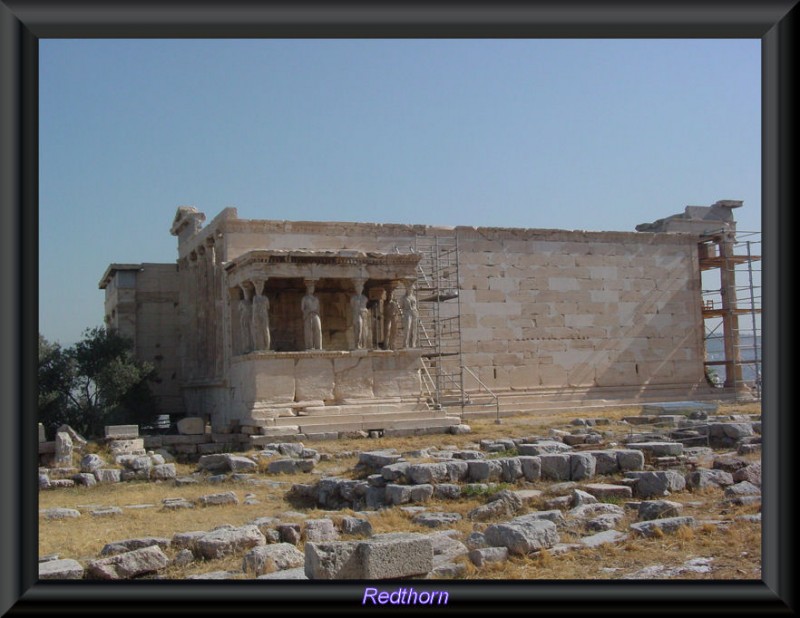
39, 402, 762, 580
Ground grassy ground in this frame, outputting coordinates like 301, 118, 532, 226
39, 401, 762, 580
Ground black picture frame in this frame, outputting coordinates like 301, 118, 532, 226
1, 1, 794, 614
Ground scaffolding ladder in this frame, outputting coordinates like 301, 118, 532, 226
413, 235, 466, 416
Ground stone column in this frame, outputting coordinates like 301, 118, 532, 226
351, 278, 369, 350
177, 257, 190, 380
54, 431, 73, 468
197, 246, 209, 375
251, 277, 271, 351
187, 253, 199, 379
719, 233, 743, 389
402, 279, 419, 349
238, 283, 253, 354
302, 279, 323, 350
369, 288, 387, 349
205, 239, 219, 377
384, 283, 401, 351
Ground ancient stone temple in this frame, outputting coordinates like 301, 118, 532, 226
100, 201, 750, 439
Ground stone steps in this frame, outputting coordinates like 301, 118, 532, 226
297, 402, 430, 417
300, 416, 458, 435
273, 409, 450, 428
258, 407, 460, 439
458, 384, 734, 419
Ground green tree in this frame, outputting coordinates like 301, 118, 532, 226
38, 334, 76, 436
38, 327, 159, 437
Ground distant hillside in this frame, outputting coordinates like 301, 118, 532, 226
705, 335, 761, 382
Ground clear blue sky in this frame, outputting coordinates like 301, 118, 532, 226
39, 39, 761, 346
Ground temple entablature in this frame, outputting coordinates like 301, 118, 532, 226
223, 249, 421, 355
223, 249, 420, 287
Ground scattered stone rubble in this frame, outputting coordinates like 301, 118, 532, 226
39, 408, 761, 580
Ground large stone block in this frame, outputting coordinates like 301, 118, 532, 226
295, 358, 335, 401
224, 454, 258, 473
151, 464, 177, 480
177, 417, 206, 435
587, 451, 619, 475
409, 484, 434, 503
443, 460, 469, 482
518, 456, 542, 481
304, 540, 362, 579
484, 517, 559, 555
94, 469, 121, 484
638, 500, 684, 521
198, 491, 239, 507
195, 525, 266, 560
268, 459, 315, 474
467, 460, 502, 482
252, 359, 295, 403
686, 469, 734, 490
384, 484, 412, 506
616, 449, 646, 472
540, 454, 571, 481
569, 453, 596, 481
109, 439, 145, 455
627, 442, 684, 458
105, 425, 139, 439
87, 546, 168, 580
333, 356, 374, 400
100, 537, 171, 557
80, 454, 106, 474
54, 432, 73, 468
304, 519, 339, 543
371, 354, 423, 398
518, 441, 572, 456
242, 543, 305, 576
359, 533, 434, 579
39, 558, 85, 580
582, 483, 633, 500
406, 463, 450, 485
361, 450, 403, 471
630, 516, 696, 537
498, 457, 524, 482
625, 471, 686, 498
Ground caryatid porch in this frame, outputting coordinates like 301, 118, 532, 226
222, 250, 445, 433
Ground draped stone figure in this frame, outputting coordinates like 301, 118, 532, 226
302, 281, 323, 350
402, 286, 419, 348
360, 301, 372, 349
384, 288, 401, 350
238, 284, 253, 354
351, 281, 370, 349
251, 279, 271, 351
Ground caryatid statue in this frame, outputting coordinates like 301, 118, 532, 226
238, 283, 253, 354
301, 280, 323, 350
402, 284, 419, 349
251, 278, 271, 351
351, 280, 370, 349
384, 287, 402, 350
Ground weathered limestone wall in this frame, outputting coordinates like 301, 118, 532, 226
116, 207, 709, 424
102, 268, 137, 341
454, 229, 705, 393
133, 264, 184, 415
209, 350, 425, 427
101, 264, 184, 417
208, 215, 706, 398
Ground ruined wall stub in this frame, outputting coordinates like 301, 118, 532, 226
99, 263, 184, 416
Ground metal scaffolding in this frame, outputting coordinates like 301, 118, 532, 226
413, 235, 465, 415
698, 230, 761, 400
